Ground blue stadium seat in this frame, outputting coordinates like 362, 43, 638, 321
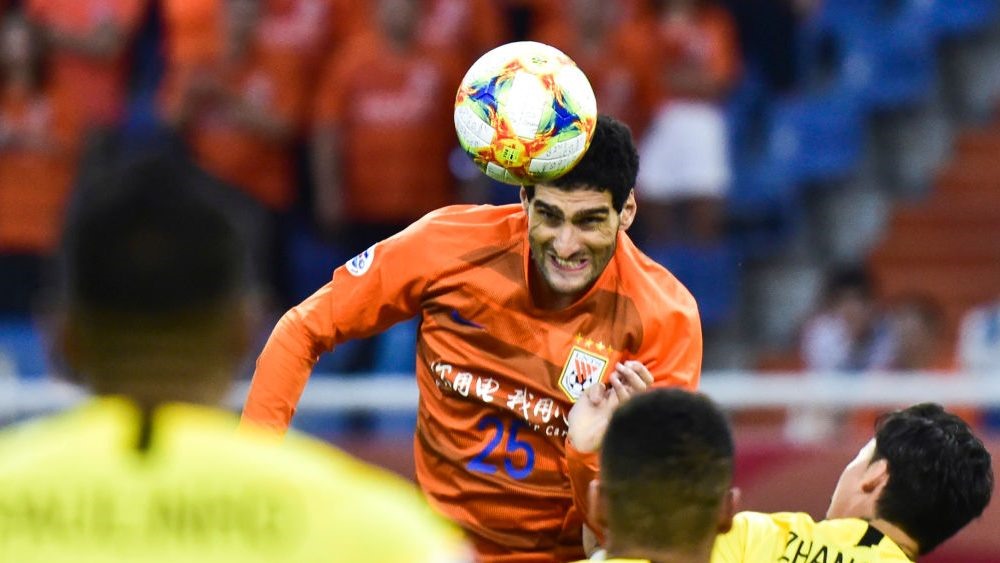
920, 0, 1000, 39
845, 8, 936, 110
0, 317, 49, 379
726, 153, 802, 259
765, 89, 865, 185
646, 242, 739, 329
372, 319, 419, 374
799, 1, 936, 111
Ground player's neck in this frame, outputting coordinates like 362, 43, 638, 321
868, 518, 919, 560
606, 542, 713, 563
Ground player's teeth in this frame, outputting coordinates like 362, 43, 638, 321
555, 257, 581, 268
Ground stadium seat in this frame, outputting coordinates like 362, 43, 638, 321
646, 242, 739, 329
765, 89, 865, 186
920, 0, 1000, 39
372, 319, 419, 374
726, 153, 802, 259
0, 317, 49, 380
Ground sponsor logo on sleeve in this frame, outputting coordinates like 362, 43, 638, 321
346, 245, 376, 276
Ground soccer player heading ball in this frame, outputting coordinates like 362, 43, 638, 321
242, 114, 702, 561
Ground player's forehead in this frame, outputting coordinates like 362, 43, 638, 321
530, 184, 613, 215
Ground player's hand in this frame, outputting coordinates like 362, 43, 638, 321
567, 381, 618, 454
567, 361, 655, 453
607, 360, 654, 403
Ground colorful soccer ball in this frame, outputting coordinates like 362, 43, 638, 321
454, 41, 598, 186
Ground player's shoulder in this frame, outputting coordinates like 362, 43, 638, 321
0, 398, 129, 469
613, 236, 698, 314
418, 203, 524, 229
400, 203, 525, 250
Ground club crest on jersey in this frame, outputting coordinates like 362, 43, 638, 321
559, 346, 609, 401
346, 245, 376, 276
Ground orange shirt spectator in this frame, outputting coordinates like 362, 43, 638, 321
640, 0, 740, 108
161, 1, 309, 211
416, 0, 503, 64
26, 0, 147, 137
0, 12, 73, 254
161, 0, 219, 67
0, 90, 74, 253
312, 26, 461, 227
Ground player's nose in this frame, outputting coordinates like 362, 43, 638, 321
551, 225, 581, 257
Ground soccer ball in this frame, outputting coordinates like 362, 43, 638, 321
454, 41, 598, 186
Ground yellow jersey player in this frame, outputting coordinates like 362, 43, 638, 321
0, 156, 470, 563
712, 403, 993, 562
570, 388, 738, 563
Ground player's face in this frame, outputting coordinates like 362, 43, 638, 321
826, 439, 885, 520
521, 185, 636, 309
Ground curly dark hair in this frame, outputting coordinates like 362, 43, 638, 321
523, 114, 639, 212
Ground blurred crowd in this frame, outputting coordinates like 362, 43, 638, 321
0, 0, 996, 379
0, 0, 782, 310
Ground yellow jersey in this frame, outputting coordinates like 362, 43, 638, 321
712, 511, 914, 562
0, 397, 469, 563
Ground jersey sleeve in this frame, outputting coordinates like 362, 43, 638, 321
564, 437, 602, 545
639, 283, 703, 391
240, 219, 436, 433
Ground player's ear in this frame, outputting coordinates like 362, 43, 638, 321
618, 190, 637, 231
717, 487, 740, 533
519, 186, 530, 213
587, 479, 608, 534
861, 458, 889, 496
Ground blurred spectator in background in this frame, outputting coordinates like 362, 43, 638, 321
721, 0, 802, 95
958, 295, 1000, 429
161, 0, 218, 67
634, 0, 739, 246
0, 10, 74, 315
416, 0, 503, 67
886, 294, 950, 372
25, 0, 147, 142
534, 0, 651, 139
958, 296, 1000, 374
161, 0, 310, 304
799, 266, 894, 373
311, 0, 462, 249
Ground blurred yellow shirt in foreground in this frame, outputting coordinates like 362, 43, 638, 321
0, 397, 469, 563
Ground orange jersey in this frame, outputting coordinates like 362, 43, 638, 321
242, 204, 702, 561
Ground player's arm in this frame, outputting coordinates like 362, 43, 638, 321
241, 225, 432, 433
565, 361, 656, 550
